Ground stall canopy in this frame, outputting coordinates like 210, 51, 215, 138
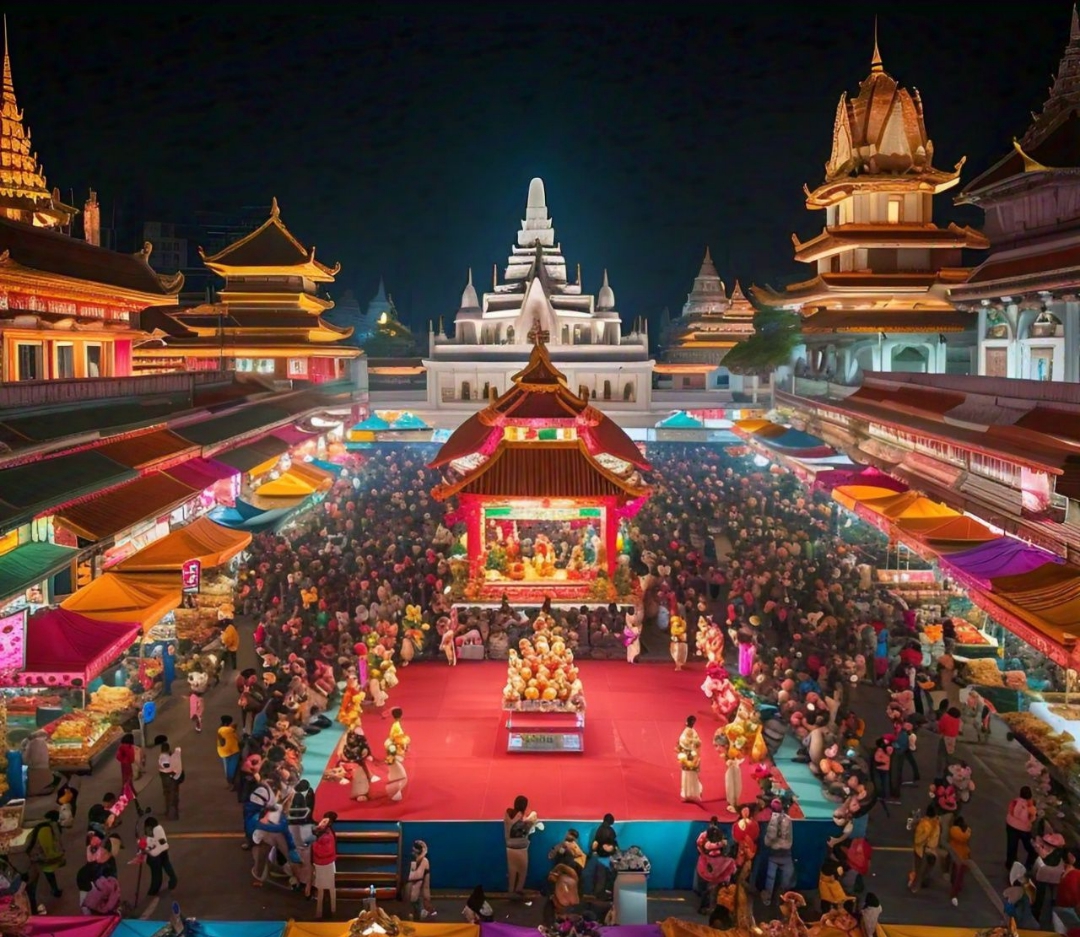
61, 572, 181, 630
164, 457, 239, 490
284, 924, 477, 937
25, 917, 122, 937
0, 540, 77, 602
214, 437, 290, 474
288, 462, 335, 491
832, 484, 905, 512
813, 465, 906, 494
115, 516, 251, 573
943, 537, 1064, 590
657, 411, 704, 429
914, 515, 1000, 547
390, 412, 430, 430
12, 608, 139, 687
491, 927, 659, 937
308, 457, 343, 476
55, 473, 198, 542
987, 563, 1080, 645
256, 471, 319, 499
210, 503, 293, 533
735, 418, 786, 438
113, 922, 286, 937
352, 414, 391, 432
857, 491, 955, 522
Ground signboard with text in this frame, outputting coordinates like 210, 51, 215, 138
181, 559, 201, 593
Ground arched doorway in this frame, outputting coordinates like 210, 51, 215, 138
506, 325, 515, 343
623, 381, 634, 401
461, 380, 471, 400
603, 380, 612, 400
891, 346, 929, 373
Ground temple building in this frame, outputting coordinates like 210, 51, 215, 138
0, 28, 182, 382
655, 248, 756, 390
753, 31, 988, 383
951, 7, 1080, 383
134, 199, 363, 385
423, 178, 653, 413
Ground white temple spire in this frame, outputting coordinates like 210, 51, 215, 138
597, 268, 615, 310
460, 267, 479, 310
518, 177, 555, 248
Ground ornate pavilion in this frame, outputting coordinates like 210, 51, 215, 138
429, 322, 650, 603
134, 200, 362, 384
753, 29, 987, 383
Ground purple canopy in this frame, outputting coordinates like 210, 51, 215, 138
942, 537, 1064, 590
813, 464, 907, 494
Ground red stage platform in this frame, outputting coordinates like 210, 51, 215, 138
314, 660, 804, 821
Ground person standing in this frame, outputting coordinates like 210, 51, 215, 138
909, 804, 940, 893
762, 799, 794, 906
504, 795, 538, 900
948, 814, 971, 906
1005, 785, 1037, 871
589, 813, 619, 899
216, 716, 241, 786
116, 732, 140, 791
406, 840, 430, 920
26, 810, 65, 914
221, 621, 240, 671
936, 706, 962, 776
311, 812, 338, 920
156, 736, 182, 821
142, 816, 178, 897
678, 715, 703, 802
694, 817, 734, 914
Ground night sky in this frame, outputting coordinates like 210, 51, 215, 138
9, 6, 1073, 329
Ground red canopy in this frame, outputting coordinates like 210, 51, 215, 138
14, 608, 139, 688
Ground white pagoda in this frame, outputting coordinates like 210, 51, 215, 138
423, 178, 654, 412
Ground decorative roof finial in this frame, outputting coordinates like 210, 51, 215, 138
871, 17, 884, 73
2, 15, 14, 103
270, 197, 280, 218
1072, 3, 1079, 41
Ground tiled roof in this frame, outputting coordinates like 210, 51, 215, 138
55, 473, 197, 541
94, 430, 196, 469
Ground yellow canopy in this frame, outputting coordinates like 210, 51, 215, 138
889, 497, 959, 522
288, 462, 334, 491
116, 516, 252, 573
735, 418, 774, 434
284, 924, 478, 937
256, 471, 317, 499
348, 429, 375, 443
832, 485, 901, 512
61, 572, 181, 631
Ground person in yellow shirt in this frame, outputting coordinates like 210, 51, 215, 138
910, 804, 941, 893
390, 707, 411, 759
221, 622, 240, 671
216, 715, 241, 786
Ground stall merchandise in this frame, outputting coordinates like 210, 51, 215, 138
45, 710, 121, 770
85, 685, 138, 717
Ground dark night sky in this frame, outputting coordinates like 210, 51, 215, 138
8, 6, 1073, 328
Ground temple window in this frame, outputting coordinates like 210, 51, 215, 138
85, 344, 103, 377
15, 341, 43, 381
887, 197, 902, 224
55, 343, 75, 379
461, 380, 471, 400
506, 326, 515, 343
623, 381, 635, 402
603, 380, 612, 400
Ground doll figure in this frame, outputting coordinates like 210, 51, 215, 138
670, 616, 688, 671
677, 715, 703, 802
732, 804, 760, 876
623, 606, 642, 665
724, 737, 745, 813
439, 622, 457, 666
737, 630, 756, 679
385, 738, 407, 802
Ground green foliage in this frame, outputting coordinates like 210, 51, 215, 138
722, 306, 801, 376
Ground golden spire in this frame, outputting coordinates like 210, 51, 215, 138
870, 17, 884, 74
2, 15, 13, 101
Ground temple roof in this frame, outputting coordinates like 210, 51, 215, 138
793, 223, 988, 262
960, 8, 1080, 201
0, 215, 183, 297
752, 269, 970, 308
429, 326, 651, 477
199, 199, 341, 279
799, 308, 971, 333
0, 22, 75, 229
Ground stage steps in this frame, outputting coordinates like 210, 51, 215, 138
334, 820, 402, 901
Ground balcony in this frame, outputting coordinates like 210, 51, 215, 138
0, 371, 231, 412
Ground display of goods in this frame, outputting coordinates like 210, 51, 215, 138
5, 695, 62, 714
0, 698, 8, 797
87, 685, 136, 715
1001, 711, 1080, 774
193, 593, 232, 610
503, 619, 584, 709
201, 575, 235, 596
46, 711, 120, 766
174, 616, 217, 646
963, 658, 1004, 687
922, 624, 944, 645
1003, 671, 1029, 690
954, 622, 990, 645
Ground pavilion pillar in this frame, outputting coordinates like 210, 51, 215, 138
465, 497, 483, 580
604, 501, 618, 576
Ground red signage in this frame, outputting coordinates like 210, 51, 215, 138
181, 559, 201, 593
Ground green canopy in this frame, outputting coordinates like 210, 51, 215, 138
0, 541, 77, 603
657, 411, 704, 429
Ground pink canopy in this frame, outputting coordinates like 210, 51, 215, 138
165, 457, 238, 490
10, 608, 139, 688
813, 465, 907, 494
941, 537, 1064, 591
25, 917, 120, 937
482, 927, 660, 937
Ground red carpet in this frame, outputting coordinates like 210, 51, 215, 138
315, 660, 803, 822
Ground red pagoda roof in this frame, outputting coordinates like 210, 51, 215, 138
431, 440, 649, 502
429, 328, 650, 473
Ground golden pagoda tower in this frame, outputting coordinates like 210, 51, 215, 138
0, 18, 75, 228
753, 24, 987, 383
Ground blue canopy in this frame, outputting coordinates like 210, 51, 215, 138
210, 504, 294, 533
112, 922, 286, 937
308, 458, 343, 475
390, 411, 429, 430
657, 411, 704, 429
352, 414, 391, 431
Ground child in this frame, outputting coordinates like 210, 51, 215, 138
189, 689, 204, 733
860, 894, 882, 937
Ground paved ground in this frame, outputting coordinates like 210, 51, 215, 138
11, 619, 1039, 927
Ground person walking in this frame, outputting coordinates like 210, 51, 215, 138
936, 706, 962, 776
406, 840, 430, 921
116, 732, 140, 790
762, 799, 794, 906
504, 795, 539, 901
141, 816, 178, 897
216, 715, 241, 786
694, 816, 734, 914
909, 804, 940, 893
1005, 786, 1037, 871
948, 814, 971, 906
26, 810, 65, 914
155, 736, 182, 821
221, 621, 240, 671
311, 812, 338, 920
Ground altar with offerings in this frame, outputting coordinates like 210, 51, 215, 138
502, 614, 585, 753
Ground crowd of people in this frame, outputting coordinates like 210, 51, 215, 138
6, 442, 1075, 930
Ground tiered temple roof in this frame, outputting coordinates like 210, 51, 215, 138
752, 27, 986, 334
430, 323, 650, 501
0, 22, 75, 228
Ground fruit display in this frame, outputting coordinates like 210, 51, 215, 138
173, 607, 218, 647
4, 694, 63, 715
86, 685, 137, 716
45, 711, 121, 768
962, 658, 1005, 687
954, 622, 990, 645
1001, 710, 1080, 777
503, 618, 584, 711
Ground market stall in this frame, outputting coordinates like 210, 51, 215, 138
210, 501, 294, 533
25, 916, 120, 937
115, 516, 251, 574
285, 920, 477, 937
113, 921, 285, 937
943, 538, 1064, 591
61, 571, 181, 628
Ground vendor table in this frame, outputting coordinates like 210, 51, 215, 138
504, 708, 584, 754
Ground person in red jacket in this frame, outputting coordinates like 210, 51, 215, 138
1056, 851, 1080, 911
311, 812, 338, 920
936, 706, 962, 775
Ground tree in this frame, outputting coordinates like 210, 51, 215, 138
721, 306, 801, 377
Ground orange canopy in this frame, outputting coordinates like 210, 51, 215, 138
61, 572, 181, 631
734, 418, 775, 435
832, 485, 902, 512
860, 491, 956, 521
988, 564, 1080, 643
287, 461, 334, 491
116, 516, 252, 573
917, 515, 999, 546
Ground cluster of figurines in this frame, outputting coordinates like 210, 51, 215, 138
503, 613, 584, 708
484, 520, 606, 580
331, 704, 411, 803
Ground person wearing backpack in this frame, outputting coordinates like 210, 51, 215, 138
762, 799, 794, 906
26, 810, 65, 914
